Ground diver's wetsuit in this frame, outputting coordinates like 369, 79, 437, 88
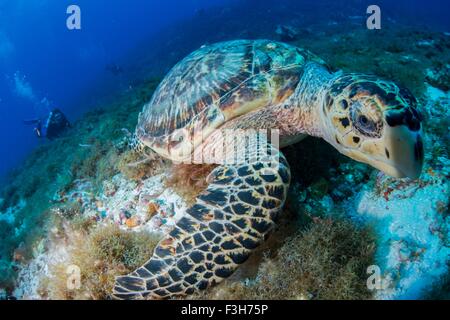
24, 109, 71, 139
44, 109, 71, 139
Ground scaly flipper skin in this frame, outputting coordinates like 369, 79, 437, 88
113, 144, 290, 299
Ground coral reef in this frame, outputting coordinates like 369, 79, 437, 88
49, 224, 160, 300
15, 222, 160, 300
1, 3, 449, 300
0, 78, 161, 290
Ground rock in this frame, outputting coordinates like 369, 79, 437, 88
426, 65, 450, 92
102, 180, 117, 197
125, 216, 140, 228
275, 25, 299, 42
416, 39, 435, 48
13, 250, 25, 263
310, 178, 329, 199
146, 202, 159, 219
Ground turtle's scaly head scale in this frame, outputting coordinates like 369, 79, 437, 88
320, 74, 423, 179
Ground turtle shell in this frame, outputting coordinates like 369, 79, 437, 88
136, 39, 325, 161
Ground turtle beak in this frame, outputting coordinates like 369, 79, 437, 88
382, 125, 423, 179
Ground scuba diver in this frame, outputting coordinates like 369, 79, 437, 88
23, 108, 71, 140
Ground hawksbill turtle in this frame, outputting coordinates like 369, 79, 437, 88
113, 40, 423, 299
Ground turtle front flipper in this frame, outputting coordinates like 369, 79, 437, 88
113, 144, 290, 299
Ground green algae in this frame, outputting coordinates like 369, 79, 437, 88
294, 26, 450, 99
193, 218, 376, 300
41, 223, 161, 300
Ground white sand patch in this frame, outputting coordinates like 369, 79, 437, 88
348, 175, 449, 299
13, 238, 70, 299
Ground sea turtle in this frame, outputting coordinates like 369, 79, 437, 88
113, 40, 423, 299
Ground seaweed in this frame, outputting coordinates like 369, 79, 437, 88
117, 150, 165, 181
293, 26, 450, 98
194, 218, 376, 300
165, 164, 216, 204
41, 223, 161, 300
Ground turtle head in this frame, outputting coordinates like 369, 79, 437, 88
321, 74, 423, 179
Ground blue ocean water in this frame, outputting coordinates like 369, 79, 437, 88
0, 0, 448, 182
0, 0, 234, 181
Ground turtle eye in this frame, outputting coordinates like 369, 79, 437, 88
356, 114, 376, 134
359, 115, 372, 127
350, 102, 383, 138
